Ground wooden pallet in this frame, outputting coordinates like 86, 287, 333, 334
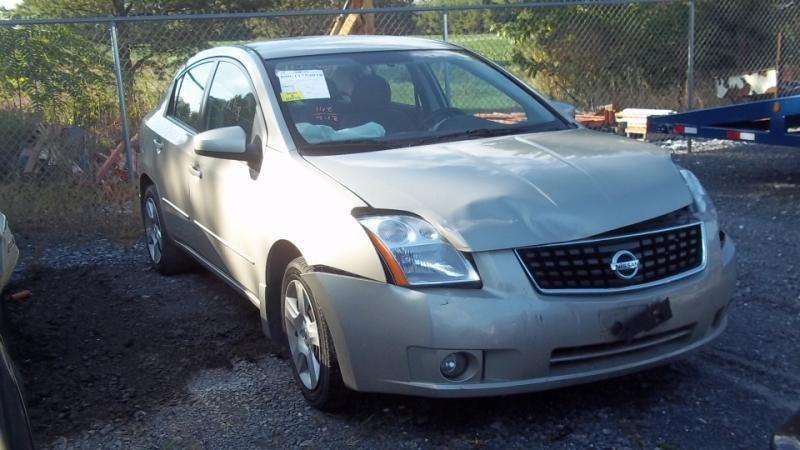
18, 124, 63, 174
616, 108, 676, 139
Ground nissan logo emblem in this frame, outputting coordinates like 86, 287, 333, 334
610, 250, 640, 280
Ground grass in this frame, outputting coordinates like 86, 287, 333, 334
371, 33, 527, 113
444, 33, 515, 65
0, 178, 140, 240
417, 33, 514, 65
415, 33, 538, 111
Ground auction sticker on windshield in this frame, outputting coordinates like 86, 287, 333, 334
277, 70, 330, 102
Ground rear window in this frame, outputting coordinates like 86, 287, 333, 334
171, 62, 214, 131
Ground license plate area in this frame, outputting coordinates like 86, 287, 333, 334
610, 298, 672, 342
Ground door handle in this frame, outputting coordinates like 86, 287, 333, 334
188, 164, 203, 179
153, 138, 164, 154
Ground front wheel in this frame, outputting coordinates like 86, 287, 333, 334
281, 257, 347, 409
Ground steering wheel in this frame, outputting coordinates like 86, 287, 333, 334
423, 107, 466, 130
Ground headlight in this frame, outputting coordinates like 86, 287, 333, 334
358, 215, 480, 287
679, 169, 714, 215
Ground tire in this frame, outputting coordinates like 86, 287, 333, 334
141, 185, 191, 275
281, 257, 347, 410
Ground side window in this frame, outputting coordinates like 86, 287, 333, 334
205, 61, 259, 140
372, 64, 415, 106
171, 62, 214, 131
430, 62, 528, 124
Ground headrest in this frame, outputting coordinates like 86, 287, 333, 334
351, 74, 391, 109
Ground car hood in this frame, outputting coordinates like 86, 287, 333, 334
306, 128, 692, 252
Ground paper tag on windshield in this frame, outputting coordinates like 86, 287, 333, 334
277, 70, 330, 101
280, 91, 304, 102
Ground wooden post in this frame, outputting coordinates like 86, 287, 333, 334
330, 0, 374, 35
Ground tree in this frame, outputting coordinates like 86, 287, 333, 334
414, 0, 515, 36
693, 0, 792, 75
0, 22, 114, 124
17, 0, 268, 88
13, 0, 414, 120
496, 2, 690, 109
496, 0, 799, 109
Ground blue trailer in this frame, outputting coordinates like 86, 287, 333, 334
647, 95, 800, 148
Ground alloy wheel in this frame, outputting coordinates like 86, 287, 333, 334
284, 279, 322, 390
144, 197, 163, 264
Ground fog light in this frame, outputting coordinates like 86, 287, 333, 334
440, 352, 467, 379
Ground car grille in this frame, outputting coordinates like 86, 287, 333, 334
516, 222, 705, 294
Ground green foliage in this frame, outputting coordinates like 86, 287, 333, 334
16, 0, 272, 17
495, 0, 799, 109
0, 24, 116, 125
445, 34, 513, 65
7, 0, 419, 124
694, 0, 793, 74
414, 0, 515, 36
496, 3, 689, 109
17, 0, 269, 75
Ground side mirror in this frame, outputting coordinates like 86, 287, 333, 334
551, 100, 577, 120
194, 126, 250, 161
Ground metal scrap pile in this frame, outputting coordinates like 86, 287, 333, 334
16, 124, 135, 184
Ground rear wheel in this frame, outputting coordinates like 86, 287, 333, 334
282, 257, 347, 409
141, 185, 191, 275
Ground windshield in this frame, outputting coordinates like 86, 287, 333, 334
264, 50, 570, 154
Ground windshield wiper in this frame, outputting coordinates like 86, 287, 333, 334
406, 123, 560, 147
404, 128, 514, 147
300, 121, 564, 154
301, 138, 392, 154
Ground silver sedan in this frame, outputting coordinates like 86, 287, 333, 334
138, 36, 736, 409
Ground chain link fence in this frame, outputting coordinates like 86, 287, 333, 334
0, 0, 797, 236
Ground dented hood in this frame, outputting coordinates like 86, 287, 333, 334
306, 128, 692, 252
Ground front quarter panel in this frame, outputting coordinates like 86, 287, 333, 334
259, 149, 386, 284
138, 107, 161, 184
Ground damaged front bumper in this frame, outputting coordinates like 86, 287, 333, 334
302, 231, 736, 398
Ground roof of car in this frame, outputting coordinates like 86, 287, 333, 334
244, 35, 459, 59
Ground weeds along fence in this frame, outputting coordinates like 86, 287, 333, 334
0, 0, 798, 236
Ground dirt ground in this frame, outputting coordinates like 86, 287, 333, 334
4, 143, 800, 449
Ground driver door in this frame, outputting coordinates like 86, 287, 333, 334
188, 60, 266, 294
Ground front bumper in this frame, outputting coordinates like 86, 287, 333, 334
303, 232, 736, 398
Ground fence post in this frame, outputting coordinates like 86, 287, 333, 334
441, 7, 449, 42
686, 0, 695, 152
109, 20, 135, 184
441, 7, 451, 101
686, 0, 695, 111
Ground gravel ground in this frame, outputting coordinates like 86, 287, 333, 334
3, 143, 800, 449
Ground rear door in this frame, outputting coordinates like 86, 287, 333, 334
148, 61, 215, 243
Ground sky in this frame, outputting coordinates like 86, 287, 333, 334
0, 0, 20, 9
